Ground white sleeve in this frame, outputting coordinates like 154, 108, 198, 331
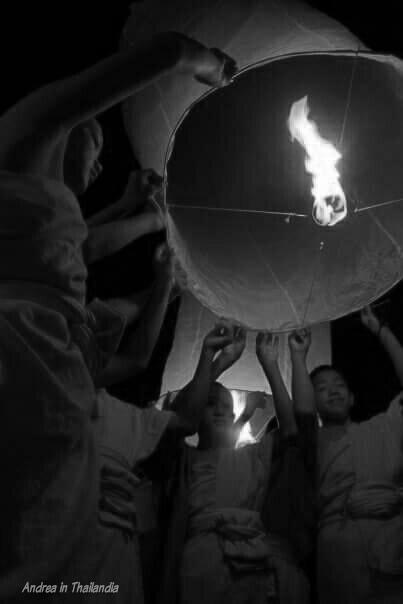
131, 406, 173, 465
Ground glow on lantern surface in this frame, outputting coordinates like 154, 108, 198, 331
288, 95, 347, 227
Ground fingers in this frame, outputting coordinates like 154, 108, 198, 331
256, 331, 279, 346
207, 334, 234, 349
173, 259, 188, 290
234, 325, 246, 343
154, 243, 171, 265
209, 48, 237, 85
194, 47, 238, 88
144, 195, 167, 231
127, 169, 164, 201
213, 321, 235, 338
290, 327, 311, 341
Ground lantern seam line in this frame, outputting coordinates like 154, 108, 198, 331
244, 223, 301, 325
367, 211, 403, 259
338, 44, 361, 149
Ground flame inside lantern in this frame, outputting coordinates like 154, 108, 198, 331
231, 390, 256, 448
288, 96, 347, 226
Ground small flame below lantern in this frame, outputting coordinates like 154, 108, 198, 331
288, 96, 347, 227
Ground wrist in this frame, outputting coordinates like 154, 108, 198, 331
290, 350, 307, 364
377, 322, 390, 341
199, 347, 215, 365
259, 356, 278, 371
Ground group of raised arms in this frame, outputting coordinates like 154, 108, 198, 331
0, 24, 402, 604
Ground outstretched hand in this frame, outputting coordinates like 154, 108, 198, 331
210, 323, 246, 379
177, 34, 237, 87
117, 169, 165, 221
153, 243, 174, 286
288, 328, 311, 357
194, 47, 237, 87
201, 322, 236, 362
218, 325, 246, 363
256, 331, 280, 365
360, 305, 382, 335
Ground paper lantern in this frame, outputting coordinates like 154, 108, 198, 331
122, 0, 403, 331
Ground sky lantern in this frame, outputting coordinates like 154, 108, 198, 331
121, 0, 403, 392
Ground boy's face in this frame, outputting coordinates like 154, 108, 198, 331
312, 368, 354, 424
200, 384, 235, 439
64, 119, 103, 195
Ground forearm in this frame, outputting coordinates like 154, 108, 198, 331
291, 352, 316, 416
0, 34, 186, 164
260, 360, 297, 436
85, 214, 161, 264
379, 326, 403, 388
211, 355, 233, 381
87, 201, 128, 227
171, 351, 213, 432
95, 283, 170, 387
122, 277, 172, 363
96, 354, 145, 387
50, 35, 185, 132
103, 290, 150, 326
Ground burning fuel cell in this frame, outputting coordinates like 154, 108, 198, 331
288, 96, 347, 227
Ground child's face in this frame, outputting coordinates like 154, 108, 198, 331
312, 369, 354, 424
64, 119, 103, 195
200, 384, 235, 441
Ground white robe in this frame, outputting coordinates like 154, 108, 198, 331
92, 390, 172, 604
180, 435, 310, 604
317, 396, 403, 603
0, 172, 123, 600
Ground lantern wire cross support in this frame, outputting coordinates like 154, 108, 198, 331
354, 197, 403, 213
167, 203, 308, 219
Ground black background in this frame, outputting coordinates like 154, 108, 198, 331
1, 0, 403, 417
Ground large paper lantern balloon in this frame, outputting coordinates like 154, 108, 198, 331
122, 0, 403, 331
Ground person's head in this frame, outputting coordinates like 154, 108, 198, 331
64, 118, 103, 195
198, 382, 235, 449
310, 365, 354, 426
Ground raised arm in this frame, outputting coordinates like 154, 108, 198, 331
256, 332, 297, 438
97, 244, 174, 386
289, 329, 316, 417
86, 169, 163, 228
0, 34, 237, 173
361, 305, 403, 390
211, 325, 246, 380
85, 200, 165, 264
169, 323, 235, 435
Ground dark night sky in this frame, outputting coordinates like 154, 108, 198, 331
1, 1, 403, 417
